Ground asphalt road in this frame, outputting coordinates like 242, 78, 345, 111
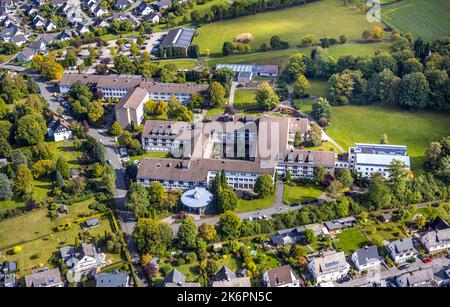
32, 76, 148, 286
335, 256, 450, 287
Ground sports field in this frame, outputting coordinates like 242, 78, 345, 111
382, 0, 450, 39
194, 0, 378, 55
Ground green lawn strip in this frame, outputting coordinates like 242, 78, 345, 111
327, 104, 450, 171
233, 89, 258, 111
130, 151, 170, 162
194, 0, 381, 55
283, 183, 324, 206
334, 227, 370, 255
236, 195, 276, 213
206, 106, 227, 117
155, 59, 198, 69
0, 198, 122, 276
100, 31, 140, 41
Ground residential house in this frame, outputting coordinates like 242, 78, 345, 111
47, 116, 73, 142
29, 39, 47, 52
158, 0, 172, 9
58, 1, 70, 13
76, 23, 90, 35
67, 10, 83, 25
421, 228, 450, 254
270, 228, 299, 247
0, 26, 21, 42
32, 14, 45, 28
0, 15, 14, 27
16, 47, 37, 62
2, 261, 17, 273
307, 251, 350, 284
324, 216, 357, 234
59, 29, 75, 41
24, 5, 39, 16
164, 269, 200, 287
60, 243, 102, 277
93, 6, 108, 18
115, 0, 131, 10
10, 34, 27, 46
2, 273, 15, 287
386, 238, 417, 263
92, 18, 109, 29
351, 246, 381, 272
134, 2, 154, 16
84, 218, 100, 228
44, 20, 57, 32
263, 265, 301, 287
39, 33, 56, 46
96, 271, 129, 287
145, 11, 161, 24
212, 266, 251, 287
396, 268, 435, 287
25, 268, 64, 287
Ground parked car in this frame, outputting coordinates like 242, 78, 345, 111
107, 160, 112, 166
422, 258, 433, 263
398, 264, 409, 270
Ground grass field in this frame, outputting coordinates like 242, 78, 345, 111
327, 104, 450, 170
283, 183, 324, 205
0, 199, 122, 276
156, 59, 198, 70
233, 89, 258, 110
194, 0, 378, 55
236, 195, 276, 213
207, 42, 390, 69
382, 0, 450, 40
206, 106, 227, 117
334, 228, 369, 255
361, 219, 408, 242
130, 151, 170, 162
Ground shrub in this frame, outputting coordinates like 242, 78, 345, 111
12, 246, 23, 254
234, 33, 253, 43
185, 252, 197, 263
177, 258, 186, 266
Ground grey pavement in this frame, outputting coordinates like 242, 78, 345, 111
335, 256, 450, 287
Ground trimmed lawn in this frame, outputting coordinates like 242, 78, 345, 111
100, 31, 140, 41
334, 228, 370, 255
0, 198, 122, 276
283, 183, 324, 205
130, 151, 170, 162
156, 59, 198, 70
55, 140, 82, 169
233, 89, 258, 111
382, 0, 450, 40
194, 0, 380, 55
327, 104, 450, 170
236, 195, 276, 213
308, 79, 329, 97
0, 179, 52, 211
206, 106, 227, 117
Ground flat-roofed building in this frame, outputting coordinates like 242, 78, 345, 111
348, 143, 410, 179
216, 63, 279, 81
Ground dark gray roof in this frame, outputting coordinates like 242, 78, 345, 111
215, 266, 236, 281
387, 238, 415, 254
354, 246, 380, 266
164, 269, 185, 285
96, 271, 129, 287
160, 27, 195, 49
2, 261, 16, 272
